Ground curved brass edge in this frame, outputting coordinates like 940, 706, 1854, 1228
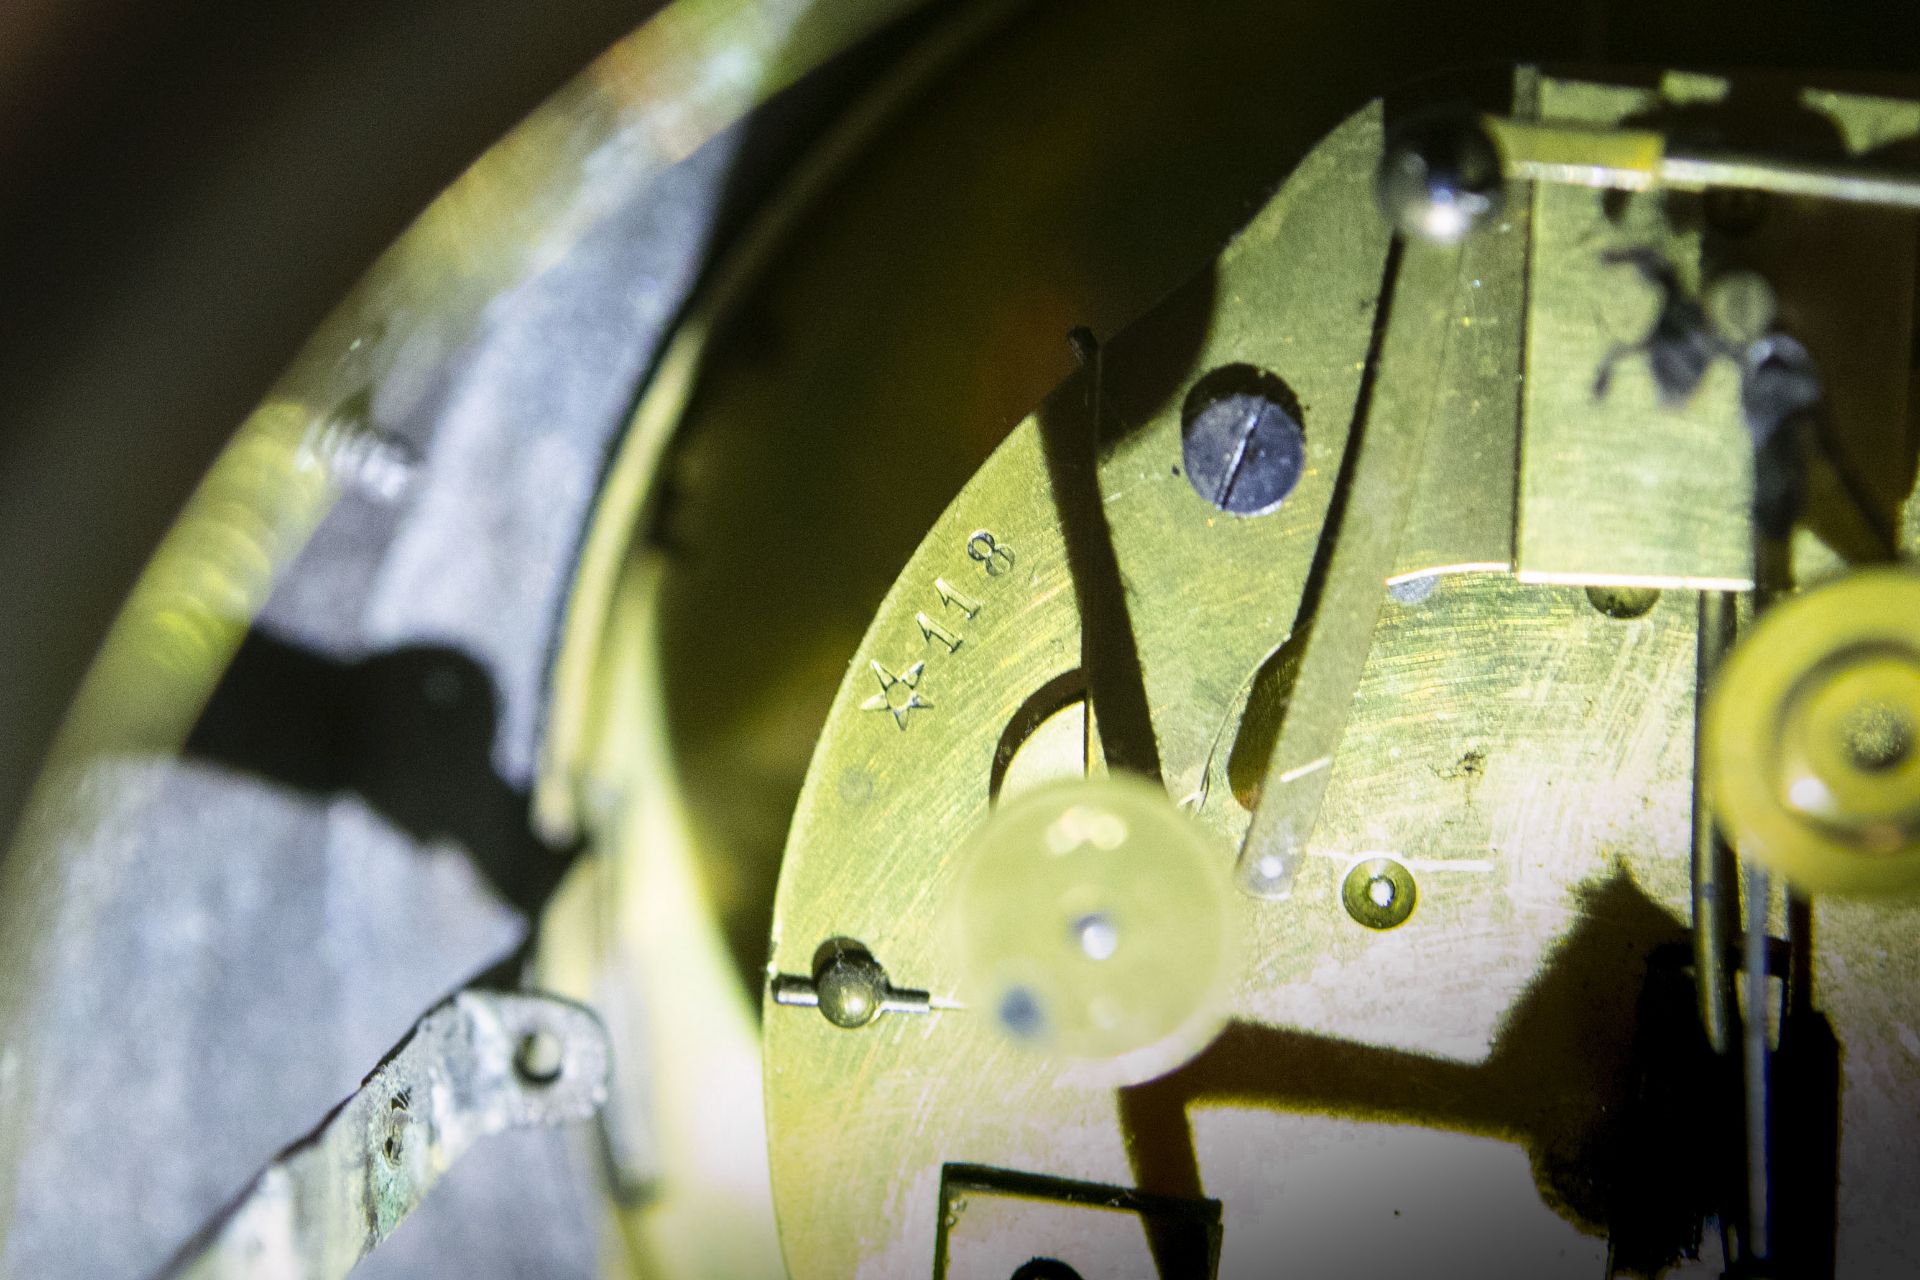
755, 87, 1743, 1276
766, 553, 1706, 1272
0, 0, 933, 1250
536, 0, 1039, 846
740, 64, 1920, 1278
762, 97, 1397, 989
539, 559, 788, 1279
764, 415, 1086, 1280
760, 106, 1399, 1277
528, 5, 1045, 1274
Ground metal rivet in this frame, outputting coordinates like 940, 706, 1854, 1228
813, 943, 890, 1029
1375, 110, 1506, 243
770, 939, 932, 1028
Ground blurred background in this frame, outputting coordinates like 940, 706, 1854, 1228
0, 0, 664, 857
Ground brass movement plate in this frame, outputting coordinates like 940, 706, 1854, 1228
763, 71, 1920, 1279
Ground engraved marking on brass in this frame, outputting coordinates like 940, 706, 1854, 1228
906, 544, 1013, 662
915, 611, 964, 653
860, 659, 933, 730
967, 529, 1016, 576
935, 576, 983, 618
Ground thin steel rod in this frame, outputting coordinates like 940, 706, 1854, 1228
1744, 863, 1773, 1263
1490, 115, 1920, 212
1693, 591, 1740, 1055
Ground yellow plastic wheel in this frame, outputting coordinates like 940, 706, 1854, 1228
952, 775, 1236, 1085
1706, 569, 1920, 895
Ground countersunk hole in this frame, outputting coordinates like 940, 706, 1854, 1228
1342, 857, 1417, 929
514, 1029, 565, 1087
1585, 585, 1660, 619
1840, 701, 1914, 773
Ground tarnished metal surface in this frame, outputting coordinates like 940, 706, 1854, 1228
1515, 73, 1920, 590
166, 991, 610, 1279
3, 759, 551, 1280
759, 99, 1636, 1278
1235, 236, 1465, 898
761, 69, 1920, 1279
8, 1, 1920, 1274
1516, 75, 1754, 589
0, 86, 713, 1280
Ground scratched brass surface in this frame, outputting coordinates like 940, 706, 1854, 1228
1516, 75, 1754, 589
643, 0, 1408, 982
763, 72, 1920, 1280
762, 101, 1677, 1278
639, 0, 1627, 998
1234, 228, 1470, 896
1092, 108, 1389, 824
767, 540, 1709, 1274
1516, 74, 1920, 589
1392, 75, 1532, 584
